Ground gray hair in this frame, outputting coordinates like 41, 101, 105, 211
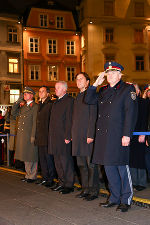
56, 81, 68, 90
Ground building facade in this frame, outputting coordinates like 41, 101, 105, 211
78, 0, 150, 87
0, 14, 23, 107
23, 1, 81, 97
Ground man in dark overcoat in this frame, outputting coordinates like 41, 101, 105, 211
85, 61, 138, 212
35, 86, 56, 187
11, 87, 38, 182
48, 81, 74, 194
72, 72, 99, 201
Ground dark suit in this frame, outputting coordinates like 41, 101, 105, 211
35, 97, 56, 182
48, 94, 74, 188
85, 80, 138, 205
72, 90, 99, 195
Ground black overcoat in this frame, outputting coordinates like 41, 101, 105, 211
130, 97, 148, 169
35, 97, 53, 147
85, 80, 138, 165
48, 94, 74, 155
72, 90, 97, 156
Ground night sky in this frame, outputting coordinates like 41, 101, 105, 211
1, 0, 78, 14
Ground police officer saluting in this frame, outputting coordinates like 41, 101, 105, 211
85, 62, 138, 212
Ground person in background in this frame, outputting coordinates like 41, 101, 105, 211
72, 72, 99, 201
0, 110, 5, 133
48, 81, 74, 194
129, 84, 148, 191
11, 87, 38, 183
35, 86, 56, 187
85, 61, 138, 212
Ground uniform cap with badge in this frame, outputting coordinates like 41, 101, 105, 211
23, 86, 35, 95
104, 61, 124, 73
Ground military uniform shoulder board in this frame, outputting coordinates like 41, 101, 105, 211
126, 82, 133, 85
130, 91, 136, 100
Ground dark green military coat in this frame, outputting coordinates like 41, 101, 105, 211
11, 101, 38, 162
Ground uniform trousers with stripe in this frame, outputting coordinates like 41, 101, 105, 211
104, 165, 133, 205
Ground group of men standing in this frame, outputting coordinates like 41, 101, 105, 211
12, 61, 138, 213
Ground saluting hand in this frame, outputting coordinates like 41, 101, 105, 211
65, 139, 71, 144
93, 72, 105, 87
122, 136, 130, 146
138, 135, 145, 143
87, 138, 94, 144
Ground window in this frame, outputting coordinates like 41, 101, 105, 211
29, 38, 39, 53
56, 16, 64, 29
8, 58, 19, 73
40, 14, 48, 27
105, 54, 115, 63
29, 65, 40, 80
135, 2, 144, 17
134, 29, 144, 43
48, 39, 57, 54
105, 28, 114, 43
48, 65, 58, 81
66, 67, 75, 81
8, 27, 17, 43
10, 89, 20, 104
66, 41, 75, 55
136, 56, 144, 71
104, 1, 114, 16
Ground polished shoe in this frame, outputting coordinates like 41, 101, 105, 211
53, 185, 64, 191
44, 181, 55, 188
116, 204, 131, 212
76, 191, 89, 198
50, 183, 58, 190
35, 179, 46, 185
99, 201, 117, 208
21, 178, 27, 182
59, 187, 74, 194
84, 195, 98, 201
26, 179, 36, 183
135, 185, 146, 191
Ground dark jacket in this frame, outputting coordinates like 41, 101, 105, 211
35, 97, 53, 147
85, 80, 138, 165
130, 97, 148, 169
72, 90, 97, 156
48, 94, 74, 155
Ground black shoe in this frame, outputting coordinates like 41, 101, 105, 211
53, 185, 64, 191
35, 179, 47, 185
135, 185, 146, 191
21, 178, 27, 182
84, 195, 98, 201
116, 204, 131, 212
26, 179, 36, 183
99, 201, 118, 208
59, 187, 74, 194
50, 183, 58, 190
76, 191, 89, 198
44, 181, 55, 188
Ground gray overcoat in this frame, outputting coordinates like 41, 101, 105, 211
11, 101, 38, 162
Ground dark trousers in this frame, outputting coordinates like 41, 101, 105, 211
38, 146, 56, 182
77, 156, 99, 195
54, 153, 74, 188
105, 165, 133, 205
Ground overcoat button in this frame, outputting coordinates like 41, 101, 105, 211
98, 128, 99, 131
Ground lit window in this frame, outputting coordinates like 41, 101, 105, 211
66, 41, 75, 55
8, 27, 17, 42
104, 1, 114, 16
136, 56, 144, 71
48, 39, 57, 54
10, 89, 20, 104
56, 16, 64, 29
9, 58, 19, 73
105, 28, 114, 43
29, 38, 39, 53
40, 14, 48, 27
48, 65, 58, 81
29, 65, 40, 80
135, 2, 144, 17
134, 29, 144, 43
66, 67, 75, 81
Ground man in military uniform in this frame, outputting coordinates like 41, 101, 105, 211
85, 62, 138, 212
12, 87, 38, 182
